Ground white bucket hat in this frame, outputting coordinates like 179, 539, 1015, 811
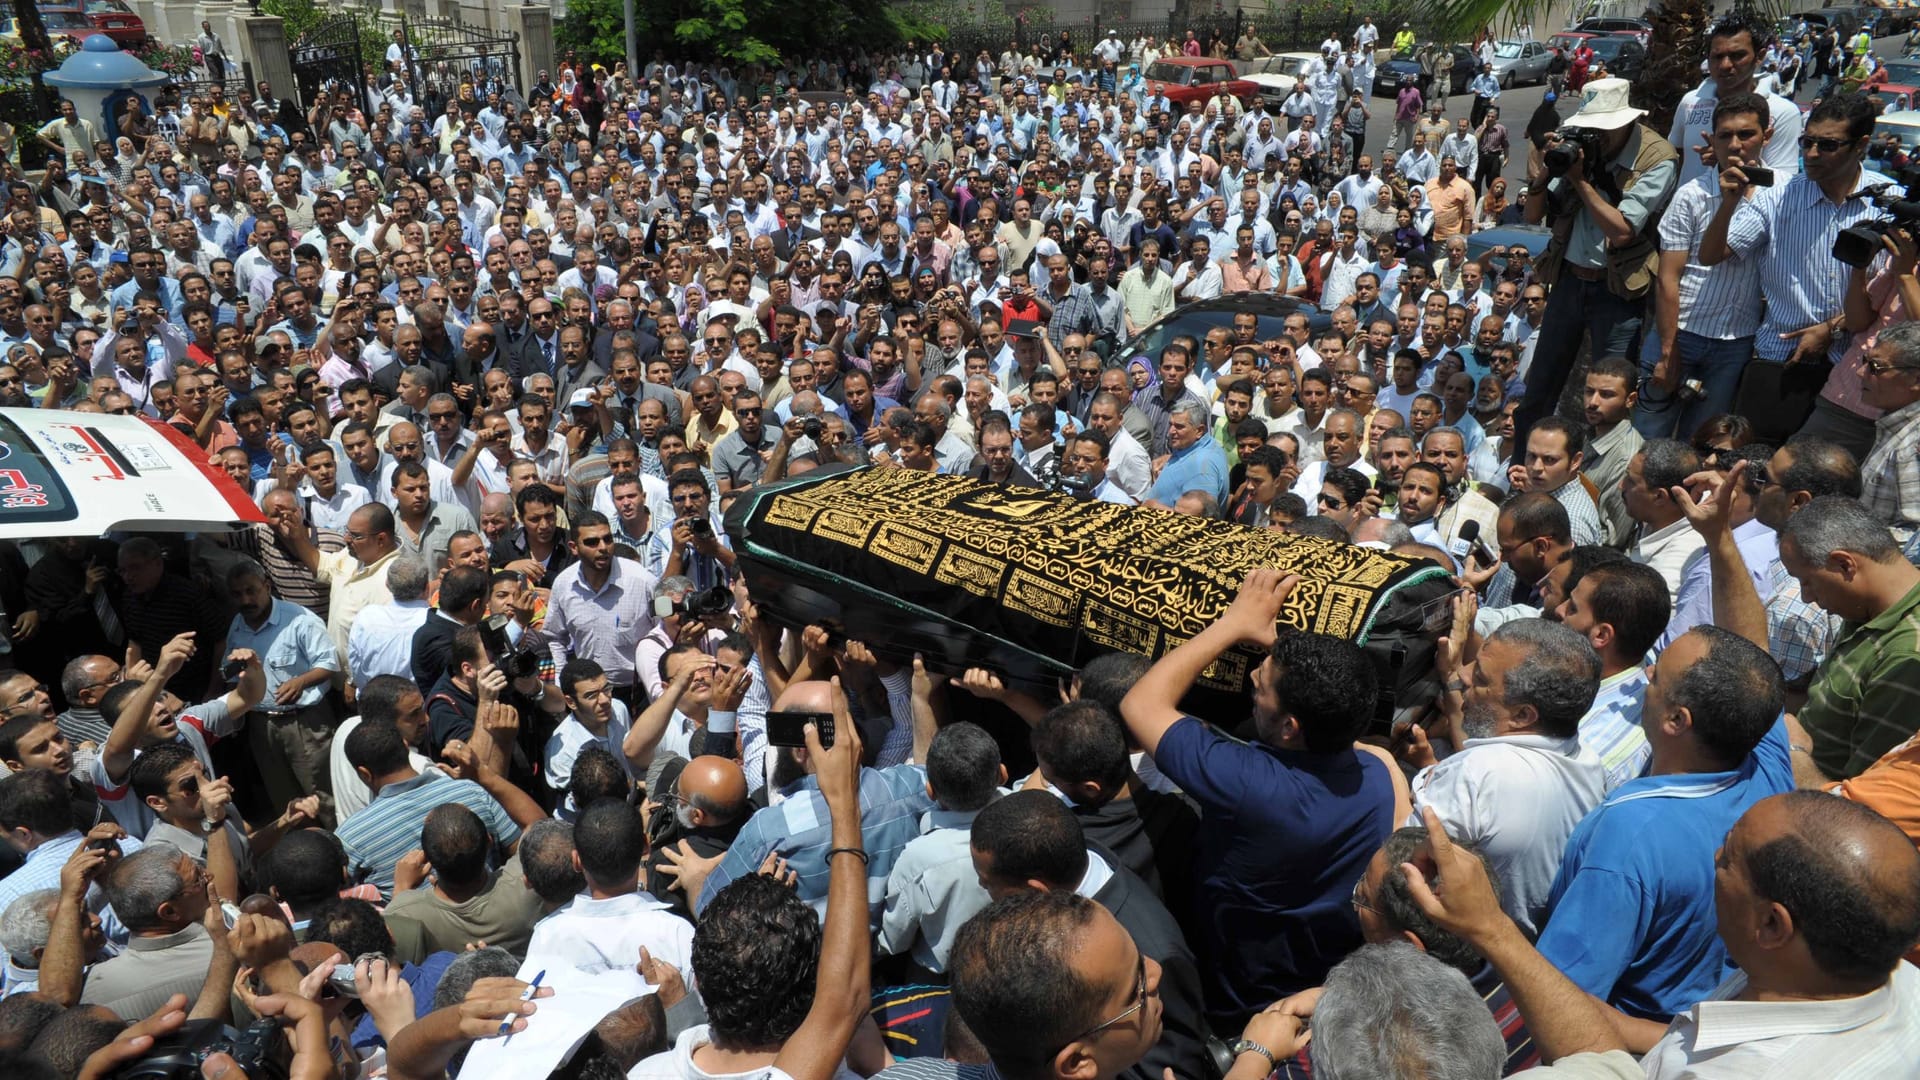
1562, 77, 1646, 130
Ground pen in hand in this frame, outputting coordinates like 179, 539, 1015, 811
500, 969, 546, 1041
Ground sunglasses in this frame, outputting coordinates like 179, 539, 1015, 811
1798, 135, 1858, 153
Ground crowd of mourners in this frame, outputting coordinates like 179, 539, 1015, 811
0, 8, 1915, 1079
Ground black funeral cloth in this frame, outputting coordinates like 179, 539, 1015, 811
726, 468, 1451, 712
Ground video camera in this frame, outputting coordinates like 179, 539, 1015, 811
1543, 126, 1608, 179
478, 613, 544, 681
113, 1017, 287, 1078
653, 585, 733, 620
1834, 163, 1920, 267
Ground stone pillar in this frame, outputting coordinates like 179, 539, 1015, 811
506, 5, 553, 94
238, 13, 295, 102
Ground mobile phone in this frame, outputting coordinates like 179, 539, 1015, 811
220, 901, 242, 930
328, 963, 362, 998
1418, 586, 1471, 634
1742, 165, 1775, 187
767, 709, 834, 749
1375, 472, 1394, 495
220, 657, 246, 682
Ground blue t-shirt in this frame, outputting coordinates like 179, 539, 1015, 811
1536, 717, 1794, 1019
1152, 716, 1396, 1025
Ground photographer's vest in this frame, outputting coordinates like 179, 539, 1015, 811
1535, 125, 1678, 300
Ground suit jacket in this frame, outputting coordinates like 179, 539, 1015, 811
497, 321, 546, 384
552, 358, 608, 409
592, 324, 662, 370
1092, 850, 1212, 1080
770, 225, 822, 262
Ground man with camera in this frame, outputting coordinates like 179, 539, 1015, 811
650, 468, 734, 593
1700, 93, 1889, 442
1514, 79, 1679, 457
1643, 92, 1775, 440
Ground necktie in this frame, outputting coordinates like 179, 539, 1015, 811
542, 339, 554, 370
94, 590, 124, 647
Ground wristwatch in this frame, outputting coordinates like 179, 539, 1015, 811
1230, 1039, 1278, 1070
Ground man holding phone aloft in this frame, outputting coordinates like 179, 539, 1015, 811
1644, 92, 1775, 439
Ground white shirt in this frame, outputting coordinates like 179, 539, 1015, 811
543, 701, 640, 816
1630, 517, 1707, 602
345, 598, 431, 690
1408, 732, 1605, 936
329, 715, 436, 822
1643, 961, 1920, 1080
294, 482, 372, 532
523, 890, 695, 982
1104, 427, 1153, 500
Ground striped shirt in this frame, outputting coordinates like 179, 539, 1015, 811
1768, 558, 1843, 688
1580, 667, 1652, 792
336, 771, 521, 899
1657, 175, 1764, 341
1642, 960, 1920, 1080
1725, 168, 1890, 365
538, 557, 659, 687
1860, 396, 1920, 543
1551, 480, 1605, 548
696, 763, 934, 928
1800, 579, 1920, 780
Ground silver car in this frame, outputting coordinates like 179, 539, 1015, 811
1488, 39, 1553, 87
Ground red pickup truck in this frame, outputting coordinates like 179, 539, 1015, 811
1142, 57, 1262, 107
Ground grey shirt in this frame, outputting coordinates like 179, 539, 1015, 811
710, 429, 778, 489
79, 922, 214, 1019
394, 499, 479, 577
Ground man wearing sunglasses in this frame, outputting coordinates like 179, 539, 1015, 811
1701, 92, 1887, 442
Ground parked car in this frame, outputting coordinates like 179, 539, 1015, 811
1873, 108, 1920, 153
1110, 294, 1328, 360
1546, 30, 1598, 69
1574, 15, 1653, 35
1236, 52, 1320, 108
1142, 57, 1261, 107
0, 8, 109, 48
1374, 44, 1476, 97
41, 0, 147, 48
1488, 39, 1553, 87
1584, 34, 1648, 80
1871, 82, 1920, 113
1882, 57, 1920, 85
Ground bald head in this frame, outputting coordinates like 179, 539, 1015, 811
1728, 791, 1920, 989
677, 755, 749, 829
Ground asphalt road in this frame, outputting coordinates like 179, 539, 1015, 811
1344, 31, 1916, 192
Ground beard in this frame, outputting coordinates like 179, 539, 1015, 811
1460, 702, 1499, 742
771, 747, 807, 791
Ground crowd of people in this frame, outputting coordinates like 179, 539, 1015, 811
0, 7, 1915, 1079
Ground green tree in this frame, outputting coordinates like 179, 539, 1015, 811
557, 0, 920, 66
3, 0, 56, 116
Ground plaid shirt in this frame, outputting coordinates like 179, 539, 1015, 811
1768, 558, 1842, 688
696, 763, 933, 929
1801, 579, 1920, 780
1582, 668, 1653, 792
1860, 396, 1920, 543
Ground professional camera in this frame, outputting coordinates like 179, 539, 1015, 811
688, 516, 713, 538
1834, 164, 1920, 267
653, 585, 733, 619
478, 613, 544, 680
114, 1017, 288, 1078
1543, 126, 1607, 178
799, 416, 824, 440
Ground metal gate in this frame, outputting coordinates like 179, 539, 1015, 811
390, 16, 524, 118
290, 15, 370, 122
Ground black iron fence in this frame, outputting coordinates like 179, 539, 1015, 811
938, 5, 1452, 63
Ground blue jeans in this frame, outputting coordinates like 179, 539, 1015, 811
1632, 329, 1753, 441
1512, 273, 1647, 454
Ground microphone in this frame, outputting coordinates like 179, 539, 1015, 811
1449, 519, 1495, 568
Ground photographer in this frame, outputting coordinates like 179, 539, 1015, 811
1515, 79, 1679, 455
1700, 92, 1888, 442
651, 468, 735, 590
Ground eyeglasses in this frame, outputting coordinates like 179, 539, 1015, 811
1798, 135, 1859, 153
1351, 877, 1379, 915
577, 534, 611, 547
1061, 956, 1150, 1049
1317, 493, 1346, 509
1863, 357, 1915, 376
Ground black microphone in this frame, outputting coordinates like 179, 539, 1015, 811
1449, 518, 1495, 567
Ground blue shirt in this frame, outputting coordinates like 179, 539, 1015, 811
226, 597, 339, 711
1725, 168, 1889, 365
109, 277, 185, 320
1148, 434, 1230, 507
337, 771, 521, 899
1536, 717, 1793, 1019
697, 763, 933, 930
1153, 717, 1396, 1023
